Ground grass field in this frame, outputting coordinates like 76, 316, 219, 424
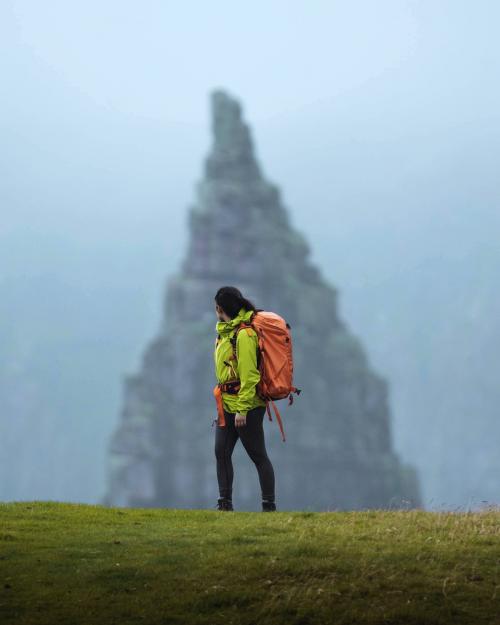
0, 502, 499, 625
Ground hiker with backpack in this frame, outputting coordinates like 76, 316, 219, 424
212, 286, 300, 512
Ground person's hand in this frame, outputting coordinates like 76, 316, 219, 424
235, 412, 247, 427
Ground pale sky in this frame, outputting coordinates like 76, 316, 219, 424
5, 0, 424, 122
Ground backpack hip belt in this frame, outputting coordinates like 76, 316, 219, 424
213, 380, 241, 427
212, 378, 289, 443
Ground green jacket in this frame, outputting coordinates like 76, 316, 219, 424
214, 307, 267, 416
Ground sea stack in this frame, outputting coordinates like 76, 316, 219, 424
104, 90, 421, 511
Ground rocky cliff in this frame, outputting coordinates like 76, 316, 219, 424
104, 90, 421, 511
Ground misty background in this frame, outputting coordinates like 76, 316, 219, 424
1, 0, 499, 509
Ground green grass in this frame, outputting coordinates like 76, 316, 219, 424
0, 502, 499, 625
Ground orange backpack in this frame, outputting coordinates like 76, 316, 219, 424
231, 310, 301, 442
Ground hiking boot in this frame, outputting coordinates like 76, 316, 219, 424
262, 500, 276, 512
217, 497, 234, 511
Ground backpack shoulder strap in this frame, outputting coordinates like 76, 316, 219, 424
229, 323, 256, 359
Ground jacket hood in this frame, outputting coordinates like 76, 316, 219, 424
216, 307, 254, 337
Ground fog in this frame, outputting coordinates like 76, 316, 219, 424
1, 0, 499, 509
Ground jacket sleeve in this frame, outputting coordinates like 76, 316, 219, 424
213, 337, 219, 381
235, 329, 261, 416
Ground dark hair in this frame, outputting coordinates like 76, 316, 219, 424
214, 286, 257, 319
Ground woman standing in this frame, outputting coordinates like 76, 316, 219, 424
213, 286, 276, 512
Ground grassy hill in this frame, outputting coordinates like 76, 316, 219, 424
0, 502, 499, 625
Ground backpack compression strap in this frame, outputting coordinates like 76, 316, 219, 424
266, 400, 287, 442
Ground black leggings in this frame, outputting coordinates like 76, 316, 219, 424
214, 405, 275, 502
